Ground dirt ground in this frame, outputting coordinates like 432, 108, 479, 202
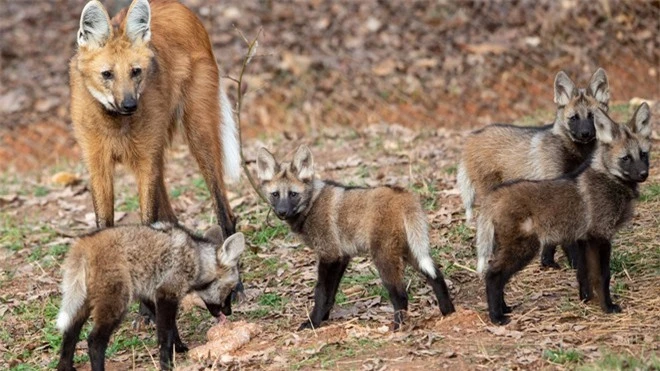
1, 121, 659, 370
1, 0, 659, 370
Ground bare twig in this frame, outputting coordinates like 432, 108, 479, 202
227, 27, 269, 205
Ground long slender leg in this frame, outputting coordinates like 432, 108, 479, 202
136, 153, 172, 225
373, 251, 408, 330
486, 237, 538, 325
139, 299, 186, 352
590, 238, 621, 313
298, 258, 348, 330
88, 317, 123, 371
86, 149, 114, 228
562, 242, 579, 269
182, 63, 235, 238
322, 256, 351, 321
421, 263, 455, 315
575, 240, 592, 302
57, 306, 90, 371
155, 295, 179, 370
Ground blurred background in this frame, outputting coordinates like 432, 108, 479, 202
1, 0, 658, 171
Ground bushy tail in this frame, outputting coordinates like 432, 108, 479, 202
457, 161, 476, 223
476, 211, 495, 276
404, 209, 437, 279
220, 80, 241, 184
56, 257, 88, 333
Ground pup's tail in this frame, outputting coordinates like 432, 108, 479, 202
457, 161, 476, 223
56, 254, 88, 333
404, 208, 437, 279
476, 211, 495, 276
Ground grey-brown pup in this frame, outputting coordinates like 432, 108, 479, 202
459, 69, 610, 268
256, 145, 455, 330
476, 103, 651, 325
56, 223, 245, 371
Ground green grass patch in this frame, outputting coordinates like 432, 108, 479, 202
640, 183, 660, 203
192, 177, 210, 200
543, 347, 582, 365
170, 187, 183, 199
258, 292, 284, 308
33, 185, 50, 197
610, 249, 642, 275
248, 223, 289, 247
117, 194, 139, 212
579, 352, 660, 370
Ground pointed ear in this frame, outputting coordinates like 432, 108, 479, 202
554, 71, 578, 106
587, 68, 610, 107
204, 225, 224, 244
77, 0, 112, 48
593, 109, 618, 144
256, 148, 278, 182
630, 102, 652, 139
125, 0, 151, 43
218, 232, 245, 267
292, 145, 314, 181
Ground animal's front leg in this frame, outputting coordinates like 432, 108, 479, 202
136, 153, 173, 225
155, 294, 179, 370
575, 240, 592, 302
87, 149, 115, 228
298, 258, 346, 330
591, 238, 621, 313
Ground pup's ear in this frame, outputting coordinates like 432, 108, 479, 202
218, 232, 245, 267
204, 225, 225, 244
554, 71, 578, 106
629, 102, 652, 139
291, 145, 314, 181
77, 1, 112, 49
256, 148, 278, 182
125, 0, 151, 43
593, 109, 618, 144
587, 68, 610, 108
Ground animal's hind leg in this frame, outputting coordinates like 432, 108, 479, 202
182, 63, 235, 238
420, 263, 455, 316
57, 305, 90, 371
373, 253, 408, 330
88, 310, 125, 371
486, 237, 538, 325
299, 257, 350, 330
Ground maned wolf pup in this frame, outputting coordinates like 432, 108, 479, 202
256, 145, 455, 330
55, 223, 245, 371
458, 68, 610, 269
476, 103, 651, 325
71, 0, 240, 237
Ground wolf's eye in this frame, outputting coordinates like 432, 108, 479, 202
621, 155, 631, 162
289, 191, 299, 198
640, 151, 648, 160
101, 70, 114, 80
587, 112, 594, 120
271, 191, 280, 198
131, 67, 142, 78
569, 114, 579, 121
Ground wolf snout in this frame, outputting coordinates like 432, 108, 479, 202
120, 96, 138, 113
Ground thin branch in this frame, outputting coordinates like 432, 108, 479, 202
229, 27, 268, 205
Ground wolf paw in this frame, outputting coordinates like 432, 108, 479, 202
605, 303, 622, 313
174, 341, 189, 353
489, 313, 511, 325
297, 320, 318, 331
502, 304, 513, 314
541, 259, 561, 270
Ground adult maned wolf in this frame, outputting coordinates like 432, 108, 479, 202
256, 145, 455, 330
70, 0, 240, 238
476, 104, 651, 325
458, 69, 610, 268
56, 223, 245, 371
